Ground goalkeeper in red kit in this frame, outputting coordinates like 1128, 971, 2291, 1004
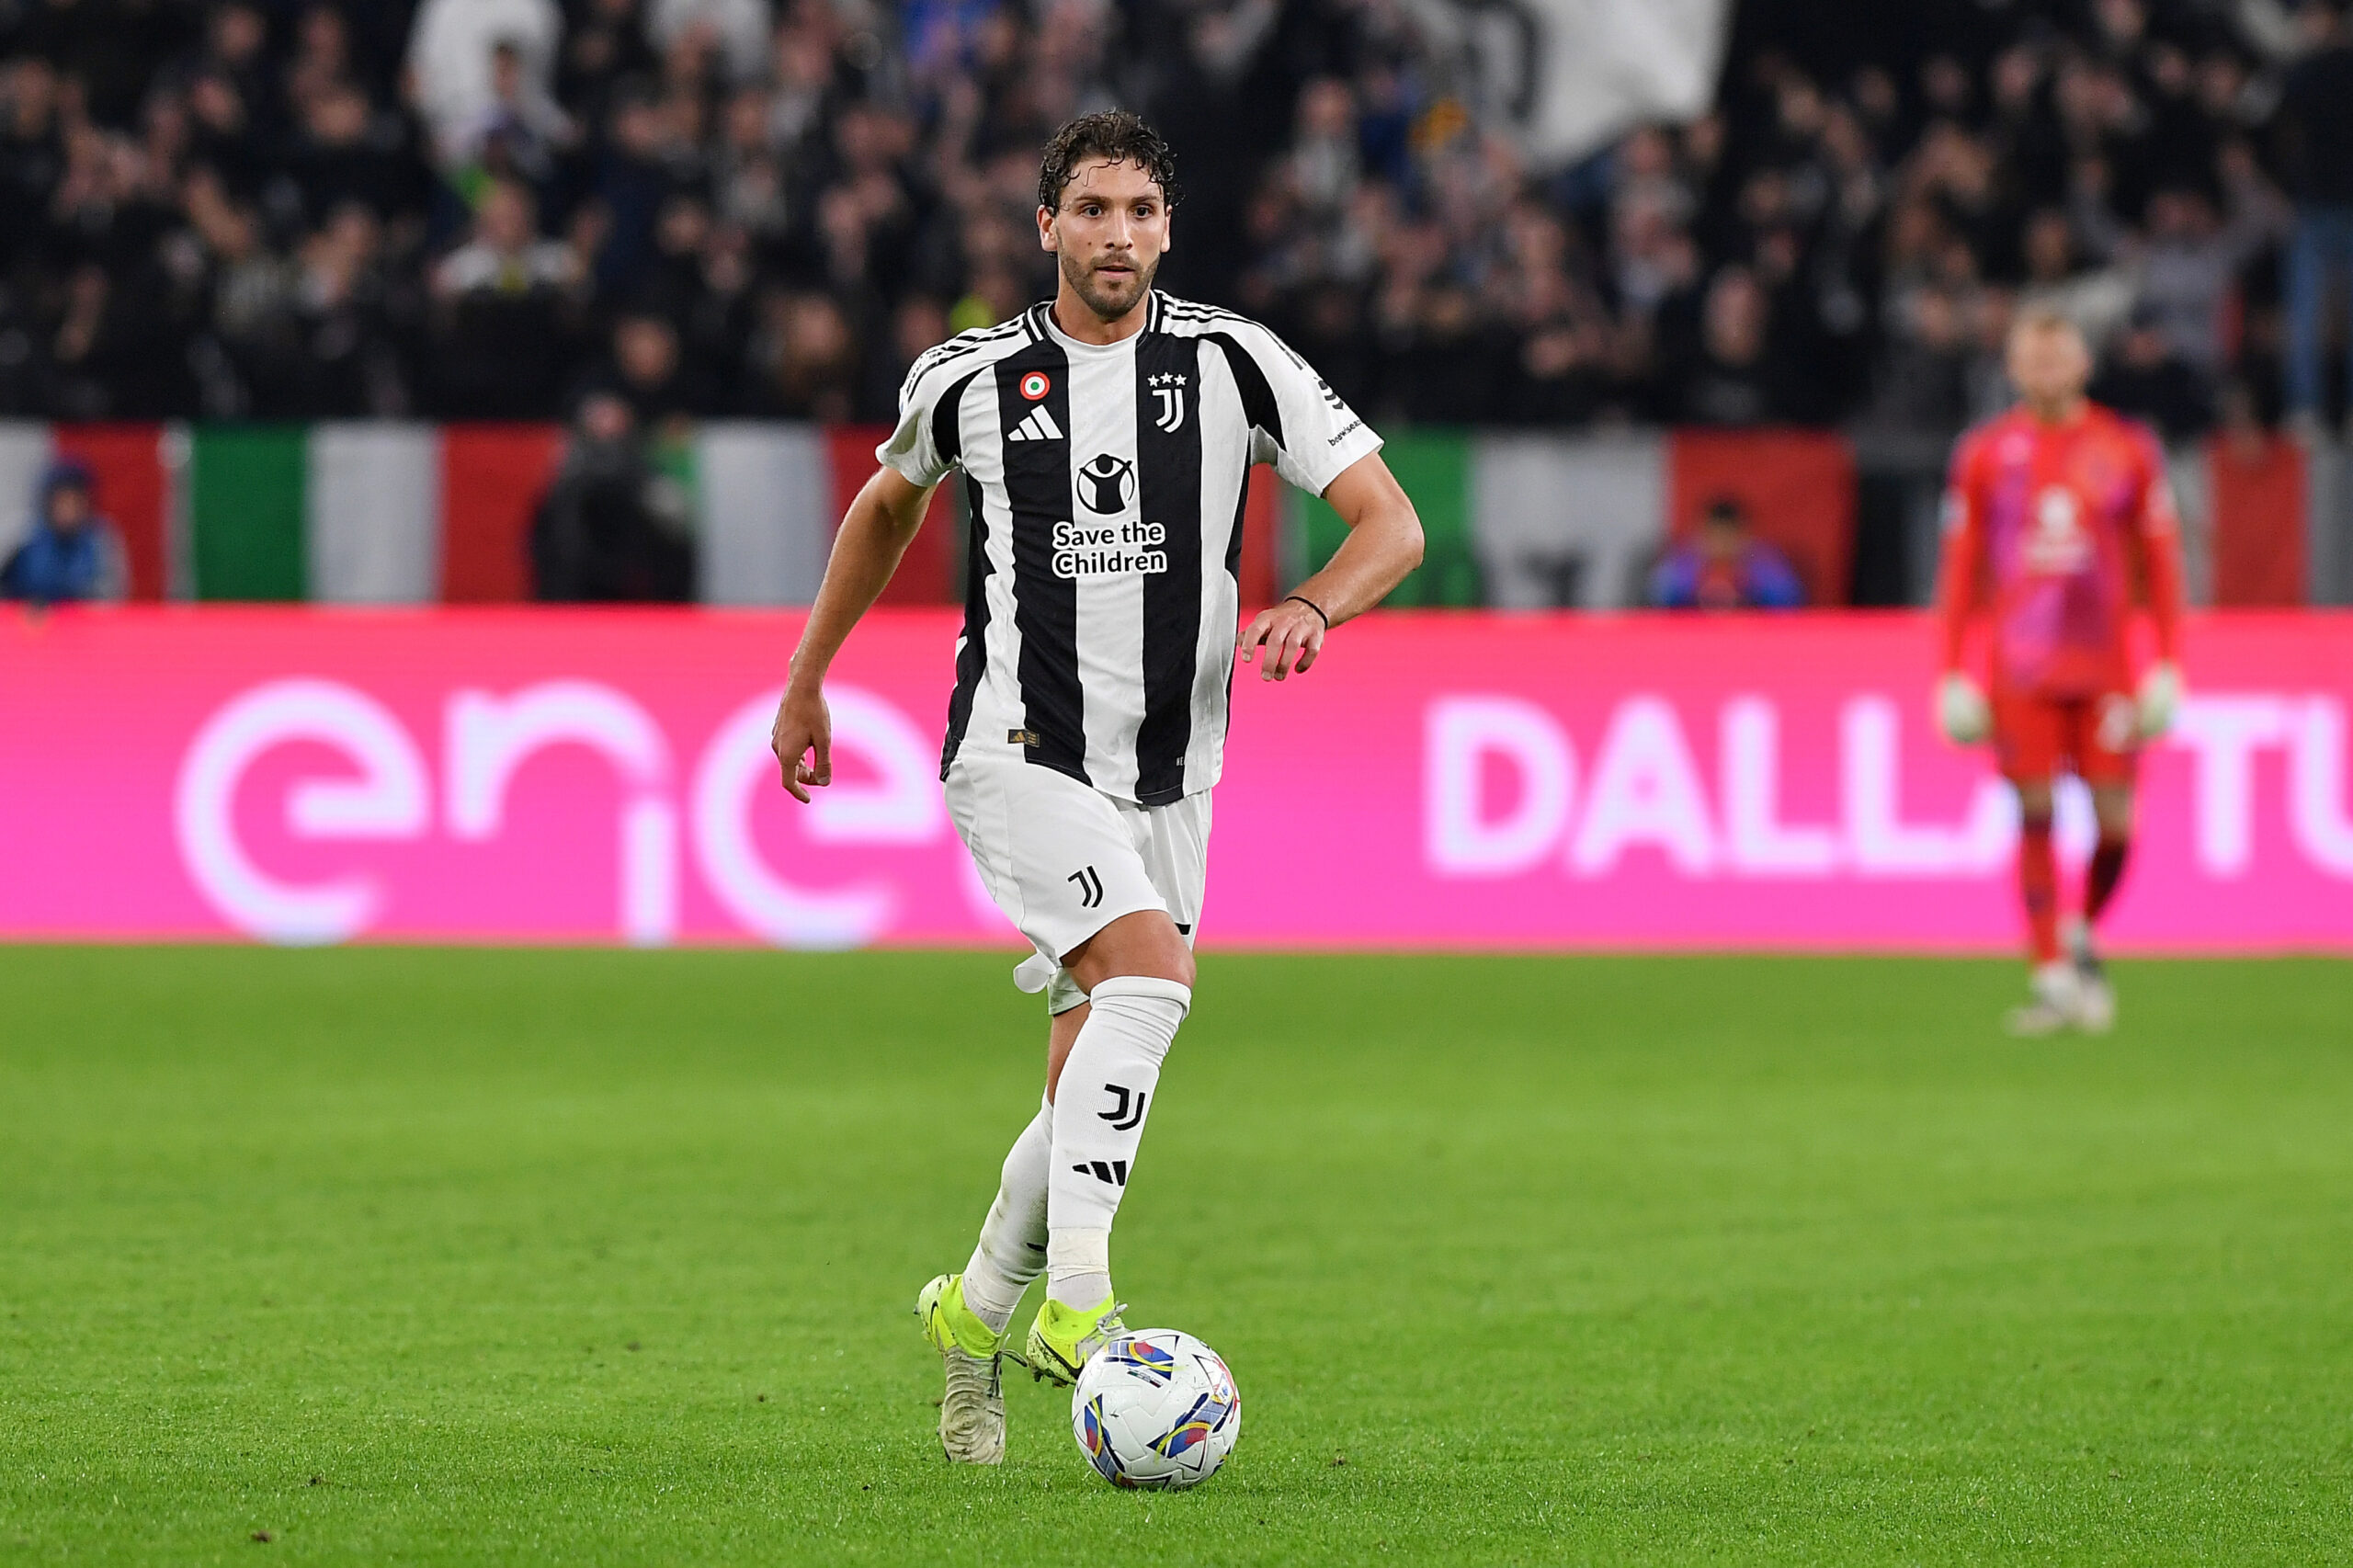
1933, 309, 2188, 1035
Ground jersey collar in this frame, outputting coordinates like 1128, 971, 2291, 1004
1031, 292, 1161, 354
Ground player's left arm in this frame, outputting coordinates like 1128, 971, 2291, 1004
1230, 323, 1423, 681
2131, 437, 2189, 737
1238, 451, 1423, 681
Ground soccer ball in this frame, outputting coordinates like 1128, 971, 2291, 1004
1070, 1329, 1241, 1489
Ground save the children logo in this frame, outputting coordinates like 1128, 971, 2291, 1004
1052, 518, 1166, 579
1078, 453, 1136, 513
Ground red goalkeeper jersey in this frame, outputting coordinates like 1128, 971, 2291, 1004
1935, 403, 2186, 698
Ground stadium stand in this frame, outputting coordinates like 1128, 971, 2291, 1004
0, 0, 2345, 608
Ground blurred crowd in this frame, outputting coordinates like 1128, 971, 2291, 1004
0, 0, 2347, 443
1248, 0, 2350, 444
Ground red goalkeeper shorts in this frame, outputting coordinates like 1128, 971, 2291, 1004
1991, 688, 2139, 786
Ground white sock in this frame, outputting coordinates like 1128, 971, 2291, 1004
1047, 976, 1190, 1306
961, 1096, 1051, 1333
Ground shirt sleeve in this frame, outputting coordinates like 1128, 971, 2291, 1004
1933, 431, 1987, 673
1228, 324, 1382, 495
2130, 430, 2188, 662
873, 351, 963, 489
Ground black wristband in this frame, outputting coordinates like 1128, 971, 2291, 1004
1283, 594, 1330, 631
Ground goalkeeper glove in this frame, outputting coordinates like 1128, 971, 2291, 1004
2137, 661, 2183, 740
1938, 672, 1991, 745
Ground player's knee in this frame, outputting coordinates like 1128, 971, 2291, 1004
1160, 942, 1198, 990
1110, 932, 1194, 990
1069, 911, 1193, 992
1148, 921, 1196, 988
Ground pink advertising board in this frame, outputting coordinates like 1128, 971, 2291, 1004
2, 608, 2347, 951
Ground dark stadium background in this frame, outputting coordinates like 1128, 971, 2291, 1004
0, 0, 2345, 609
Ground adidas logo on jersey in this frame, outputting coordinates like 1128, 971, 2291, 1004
1006, 405, 1063, 442
1072, 1159, 1129, 1187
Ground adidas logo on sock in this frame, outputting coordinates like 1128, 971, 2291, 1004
1006, 405, 1063, 442
1072, 1159, 1128, 1187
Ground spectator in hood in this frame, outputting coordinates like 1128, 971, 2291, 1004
529, 391, 694, 601
3, 460, 128, 604
1650, 495, 1805, 611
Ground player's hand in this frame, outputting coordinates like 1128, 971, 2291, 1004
1236, 599, 1326, 682
769, 682, 832, 801
2136, 661, 2183, 740
1937, 672, 1990, 745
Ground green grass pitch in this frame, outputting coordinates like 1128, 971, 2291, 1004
3, 949, 2350, 1564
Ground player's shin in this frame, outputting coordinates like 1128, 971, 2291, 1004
2018, 816, 2061, 965
1045, 976, 1190, 1310
2085, 835, 2131, 925
961, 1096, 1051, 1333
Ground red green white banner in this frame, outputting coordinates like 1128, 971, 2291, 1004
0, 422, 2325, 608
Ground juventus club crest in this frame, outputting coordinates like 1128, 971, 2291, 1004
1149, 371, 1187, 433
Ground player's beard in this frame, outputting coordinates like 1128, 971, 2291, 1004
1062, 247, 1160, 323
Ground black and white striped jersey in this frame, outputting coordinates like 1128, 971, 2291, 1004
878, 293, 1382, 806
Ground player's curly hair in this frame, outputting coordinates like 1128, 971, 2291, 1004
1038, 111, 1182, 214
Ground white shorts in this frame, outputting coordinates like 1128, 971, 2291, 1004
944, 745, 1210, 1014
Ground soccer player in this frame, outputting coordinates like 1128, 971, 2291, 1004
1932, 309, 2187, 1035
766, 111, 1424, 1461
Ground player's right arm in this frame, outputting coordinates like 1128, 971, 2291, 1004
772, 343, 972, 800
769, 465, 938, 801
1931, 430, 1993, 744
